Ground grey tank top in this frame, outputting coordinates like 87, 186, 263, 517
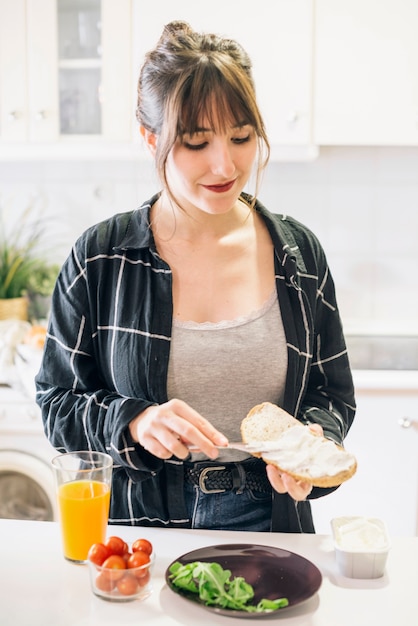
167, 291, 288, 461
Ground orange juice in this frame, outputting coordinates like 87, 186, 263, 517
57, 480, 110, 562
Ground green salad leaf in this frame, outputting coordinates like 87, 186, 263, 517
168, 560, 289, 613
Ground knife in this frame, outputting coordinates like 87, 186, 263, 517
187, 442, 281, 454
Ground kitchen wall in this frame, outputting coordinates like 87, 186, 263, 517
0, 145, 417, 335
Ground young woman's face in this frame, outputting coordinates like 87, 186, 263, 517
164, 118, 258, 216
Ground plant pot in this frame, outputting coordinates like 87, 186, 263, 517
28, 293, 52, 321
0, 297, 29, 321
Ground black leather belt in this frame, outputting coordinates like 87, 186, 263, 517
184, 463, 272, 495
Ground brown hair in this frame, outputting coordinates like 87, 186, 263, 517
136, 21, 270, 206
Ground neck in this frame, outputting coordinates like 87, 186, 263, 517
151, 192, 253, 243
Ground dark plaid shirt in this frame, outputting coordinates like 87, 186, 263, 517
36, 192, 355, 532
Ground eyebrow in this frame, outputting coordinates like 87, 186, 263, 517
182, 121, 250, 134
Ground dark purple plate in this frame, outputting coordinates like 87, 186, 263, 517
165, 543, 322, 618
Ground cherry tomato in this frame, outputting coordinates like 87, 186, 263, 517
127, 551, 150, 580
105, 535, 126, 557
95, 571, 115, 592
122, 550, 132, 565
116, 573, 139, 596
88, 542, 112, 566
128, 550, 150, 569
102, 554, 126, 581
138, 569, 151, 587
132, 538, 153, 556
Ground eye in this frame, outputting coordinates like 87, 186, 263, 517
232, 135, 251, 145
183, 141, 208, 151
231, 125, 254, 144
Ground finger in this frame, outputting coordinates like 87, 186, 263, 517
167, 399, 229, 446
308, 422, 323, 437
140, 422, 194, 460
157, 400, 227, 458
140, 434, 175, 459
140, 417, 217, 460
136, 408, 187, 459
266, 465, 313, 500
281, 473, 313, 501
266, 464, 287, 493
134, 400, 226, 459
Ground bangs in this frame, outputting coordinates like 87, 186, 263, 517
177, 59, 261, 136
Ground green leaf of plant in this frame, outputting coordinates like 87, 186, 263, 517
168, 560, 289, 613
0, 202, 58, 299
256, 597, 289, 611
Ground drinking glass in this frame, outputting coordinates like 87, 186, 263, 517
52, 451, 112, 563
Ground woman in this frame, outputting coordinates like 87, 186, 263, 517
36, 21, 355, 532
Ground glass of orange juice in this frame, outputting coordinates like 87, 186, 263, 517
52, 451, 113, 563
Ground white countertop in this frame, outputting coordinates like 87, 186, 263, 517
352, 369, 418, 390
0, 519, 417, 626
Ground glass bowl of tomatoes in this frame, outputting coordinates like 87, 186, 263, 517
87, 535, 154, 602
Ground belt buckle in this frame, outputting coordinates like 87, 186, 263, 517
198, 465, 226, 494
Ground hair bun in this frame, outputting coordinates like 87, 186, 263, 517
160, 20, 193, 42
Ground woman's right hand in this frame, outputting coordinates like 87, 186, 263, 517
129, 398, 229, 460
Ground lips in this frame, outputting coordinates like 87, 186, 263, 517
202, 179, 236, 193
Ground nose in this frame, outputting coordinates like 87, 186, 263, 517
209, 140, 236, 178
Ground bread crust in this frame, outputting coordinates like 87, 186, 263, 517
241, 402, 357, 488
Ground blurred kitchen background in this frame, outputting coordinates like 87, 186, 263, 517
0, 0, 417, 535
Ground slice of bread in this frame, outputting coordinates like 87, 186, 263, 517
241, 402, 357, 488
241, 402, 300, 441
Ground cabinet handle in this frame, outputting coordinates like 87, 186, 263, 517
35, 110, 47, 121
286, 110, 300, 125
7, 110, 21, 122
398, 417, 415, 429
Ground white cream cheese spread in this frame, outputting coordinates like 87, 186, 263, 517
257, 424, 356, 478
335, 517, 389, 551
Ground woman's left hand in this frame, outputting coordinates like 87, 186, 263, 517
265, 422, 323, 501
266, 465, 313, 501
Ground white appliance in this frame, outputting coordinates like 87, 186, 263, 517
0, 383, 58, 521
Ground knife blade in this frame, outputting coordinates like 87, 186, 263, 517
187, 442, 281, 454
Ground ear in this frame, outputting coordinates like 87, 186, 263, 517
140, 126, 158, 156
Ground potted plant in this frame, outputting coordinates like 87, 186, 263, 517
27, 260, 60, 321
0, 202, 58, 321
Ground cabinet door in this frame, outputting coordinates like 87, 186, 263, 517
101, 0, 132, 140
0, 0, 132, 146
56, 0, 132, 140
0, 0, 28, 141
311, 391, 418, 536
314, 0, 418, 145
132, 0, 314, 152
27, 0, 59, 142
0, 0, 58, 143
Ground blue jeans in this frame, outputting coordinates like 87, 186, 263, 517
183, 462, 273, 532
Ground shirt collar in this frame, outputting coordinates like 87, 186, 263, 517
113, 193, 161, 252
113, 191, 307, 275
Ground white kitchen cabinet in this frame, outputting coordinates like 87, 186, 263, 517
0, 0, 56, 143
132, 0, 318, 161
314, 0, 418, 145
311, 379, 418, 536
0, 0, 133, 157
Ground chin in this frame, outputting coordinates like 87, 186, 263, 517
199, 194, 243, 215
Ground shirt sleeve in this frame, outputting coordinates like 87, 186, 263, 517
299, 223, 356, 445
298, 261, 356, 447
35, 235, 163, 478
